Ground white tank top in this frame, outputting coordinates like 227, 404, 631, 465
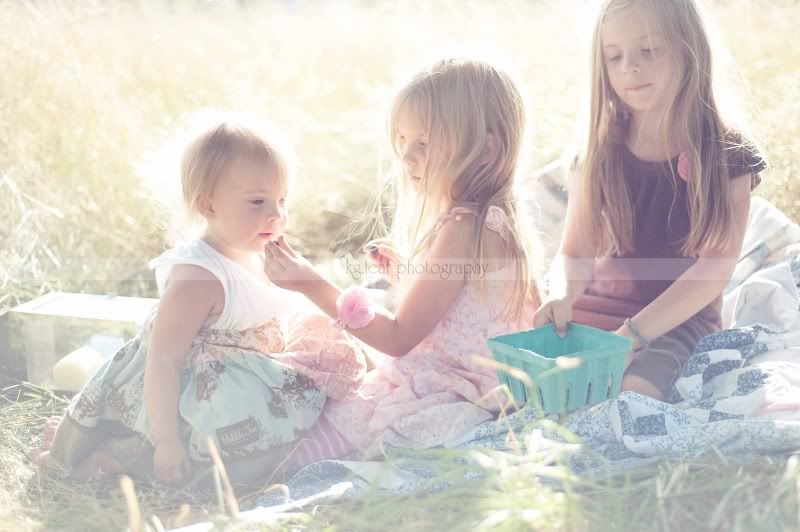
148, 239, 312, 330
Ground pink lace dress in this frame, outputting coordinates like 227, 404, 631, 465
325, 206, 536, 458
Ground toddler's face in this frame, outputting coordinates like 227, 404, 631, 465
601, 8, 680, 116
206, 157, 288, 254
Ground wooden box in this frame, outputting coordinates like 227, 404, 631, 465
5, 292, 158, 388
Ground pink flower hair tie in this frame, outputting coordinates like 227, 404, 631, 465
677, 152, 692, 182
334, 286, 376, 330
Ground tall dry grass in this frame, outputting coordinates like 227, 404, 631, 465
2, 0, 796, 314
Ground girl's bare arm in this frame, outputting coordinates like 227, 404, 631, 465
145, 265, 223, 444
297, 216, 499, 357
624, 174, 752, 345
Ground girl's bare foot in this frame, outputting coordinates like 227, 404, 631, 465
27, 416, 68, 475
28, 446, 122, 479
27, 449, 69, 475
42, 416, 62, 450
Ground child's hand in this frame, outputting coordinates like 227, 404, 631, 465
613, 324, 641, 370
153, 439, 191, 486
533, 297, 572, 337
364, 239, 403, 286
264, 236, 322, 292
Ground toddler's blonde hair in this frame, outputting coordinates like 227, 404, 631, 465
151, 111, 294, 243
181, 115, 292, 224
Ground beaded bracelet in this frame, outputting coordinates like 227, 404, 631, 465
623, 318, 651, 350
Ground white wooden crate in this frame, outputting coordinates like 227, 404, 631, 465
6, 292, 158, 387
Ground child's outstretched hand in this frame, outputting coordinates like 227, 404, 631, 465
153, 439, 191, 486
364, 239, 403, 286
264, 236, 321, 292
533, 297, 572, 338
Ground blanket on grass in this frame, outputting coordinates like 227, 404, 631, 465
173, 199, 800, 528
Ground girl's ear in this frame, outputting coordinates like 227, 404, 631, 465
481, 133, 499, 165
197, 193, 215, 219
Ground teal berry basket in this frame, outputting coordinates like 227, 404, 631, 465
487, 323, 633, 415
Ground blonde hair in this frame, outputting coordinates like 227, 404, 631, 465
137, 113, 296, 245
180, 116, 291, 220
578, 0, 764, 256
381, 57, 542, 320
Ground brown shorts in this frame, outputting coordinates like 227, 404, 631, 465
624, 313, 719, 400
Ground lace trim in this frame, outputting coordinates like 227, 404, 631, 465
428, 205, 511, 242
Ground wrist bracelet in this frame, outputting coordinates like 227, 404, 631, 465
623, 318, 651, 350
334, 286, 376, 330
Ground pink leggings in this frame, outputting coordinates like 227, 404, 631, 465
285, 414, 355, 471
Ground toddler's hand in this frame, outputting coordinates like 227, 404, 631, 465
264, 236, 322, 292
153, 439, 191, 486
533, 297, 573, 337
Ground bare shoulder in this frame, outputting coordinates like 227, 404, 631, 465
431, 211, 509, 262
430, 212, 478, 256
161, 264, 224, 316
728, 170, 754, 205
168, 263, 220, 283
149, 264, 224, 357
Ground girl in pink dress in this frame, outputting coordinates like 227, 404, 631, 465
264, 57, 543, 462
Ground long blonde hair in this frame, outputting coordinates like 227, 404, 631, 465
578, 0, 763, 256
381, 57, 541, 319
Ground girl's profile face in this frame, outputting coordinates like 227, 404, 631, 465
394, 109, 428, 191
601, 8, 680, 116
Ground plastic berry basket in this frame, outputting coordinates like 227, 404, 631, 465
487, 323, 633, 415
